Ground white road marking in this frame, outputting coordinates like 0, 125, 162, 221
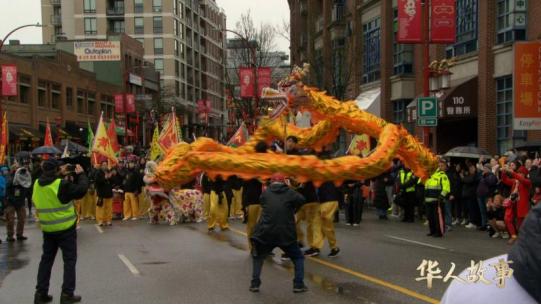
118, 254, 141, 277
94, 224, 103, 233
385, 235, 448, 250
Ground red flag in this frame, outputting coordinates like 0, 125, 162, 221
430, 0, 456, 44
157, 112, 180, 151
44, 119, 54, 146
226, 123, 249, 148
107, 119, 120, 153
397, 0, 423, 43
1, 65, 17, 96
0, 113, 8, 165
239, 68, 254, 98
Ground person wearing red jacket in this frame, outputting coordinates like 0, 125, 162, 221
501, 165, 531, 245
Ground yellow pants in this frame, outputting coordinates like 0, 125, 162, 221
208, 191, 229, 230
138, 188, 150, 217
296, 202, 318, 247
230, 188, 243, 217
35, 210, 40, 221
81, 191, 95, 218
246, 204, 262, 249
96, 198, 113, 224
313, 201, 339, 250
74, 200, 81, 227
203, 193, 210, 219
123, 192, 139, 219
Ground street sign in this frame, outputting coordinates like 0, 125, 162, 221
135, 94, 152, 101
418, 97, 438, 118
418, 118, 438, 127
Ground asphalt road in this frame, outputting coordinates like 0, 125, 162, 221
0, 209, 508, 304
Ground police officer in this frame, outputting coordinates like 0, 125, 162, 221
424, 160, 451, 237
397, 166, 417, 223
33, 159, 89, 304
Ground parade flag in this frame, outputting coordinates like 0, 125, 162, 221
157, 110, 181, 151
397, 0, 423, 43
347, 134, 371, 157
42, 118, 54, 160
92, 113, 119, 165
87, 120, 94, 157
61, 140, 69, 158
107, 119, 120, 153
150, 127, 163, 161
227, 123, 249, 148
0, 113, 8, 165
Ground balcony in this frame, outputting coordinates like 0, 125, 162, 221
187, 37, 193, 47
186, 0, 192, 9
106, 7, 125, 16
50, 15, 62, 25
332, 4, 346, 22
315, 15, 324, 35
50, 0, 61, 5
187, 18, 193, 28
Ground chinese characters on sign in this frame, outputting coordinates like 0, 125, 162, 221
514, 43, 541, 130
239, 67, 272, 98
397, 0, 423, 43
430, 0, 456, 44
1, 65, 17, 96
416, 259, 514, 289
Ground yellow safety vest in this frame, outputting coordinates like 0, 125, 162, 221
32, 179, 76, 233
400, 171, 416, 193
424, 170, 450, 203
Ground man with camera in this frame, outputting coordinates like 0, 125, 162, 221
4, 164, 32, 242
33, 159, 88, 304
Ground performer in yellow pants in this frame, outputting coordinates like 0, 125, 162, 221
208, 190, 229, 231
230, 188, 243, 218
138, 187, 150, 218
96, 198, 113, 225
313, 201, 339, 251
74, 199, 82, 228
295, 202, 318, 248
123, 192, 139, 219
246, 204, 262, 249
80, 190, 95, 219
203, 193, 210, 219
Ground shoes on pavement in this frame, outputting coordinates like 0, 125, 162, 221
281, 253, 290, 261
91, 217, 96, 220
60, 294, 81, 304
461, 220, 468, 226
446, 226, 452, 232
507, 237, 517, 245
17, 235, 28, 240
452, 220, 460, 225
423, 220, 428, 226
131, 218, 138, 221
105, 222, 112, 226
328, 248, 340, 258
139, 216, 144, 220
293, 284, 308, 293
491, 233, 502, 238
465, 223, 477, 229
433, 233, 443, 238
390, 214, 399, 218
6, 236, 15, 242
426, 233, 435, 237
304, 248, 320, 257
353, 223, 360, 227
346, 223, 352, 226
221, 227, 230, 232
76, 226, 81, 230
502, 232, 510, 239
476, 226, 487, 231
34, 293, 53, 304
122, 217, 129, 221
249, 284, 260, 292
208, 228, 215, 232
298, 242, 304, 248
228, 216, 235, 220
97, 223, 104, 226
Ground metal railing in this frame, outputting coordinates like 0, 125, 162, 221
50, 0, 61, 5
50, 15, 62, 25
106, 7, 125, 15
332, 4, 346, 22
315, 15, 324, 34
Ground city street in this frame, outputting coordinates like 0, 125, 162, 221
0, 211, 507, 304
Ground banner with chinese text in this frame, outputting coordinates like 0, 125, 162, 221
1, 65, 17, 96
397, 0, 423, 44
430, 0, 456, 44
239, 68, 253, 98
514, 43, 541, 130
257, 67, 272, 97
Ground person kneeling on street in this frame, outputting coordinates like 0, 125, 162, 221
249, 173, 307, 293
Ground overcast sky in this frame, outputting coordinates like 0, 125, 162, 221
0, 0, 291, 53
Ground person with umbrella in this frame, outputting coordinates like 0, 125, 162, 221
424, 160, 451, 237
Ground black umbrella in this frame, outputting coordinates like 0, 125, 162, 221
444, 146, 492, 160
31, 146, 63, 155
14, 151, 30, 158
514, 140, 541, 151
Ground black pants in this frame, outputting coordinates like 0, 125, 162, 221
251, 242, 304, 286
403, 193, 416, 222
426, 201, 443, 235
36, 226, 77, 296
344, 196, 363, 224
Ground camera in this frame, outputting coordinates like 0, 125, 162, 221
65, 164, 76, 172
19, 168, 27, 174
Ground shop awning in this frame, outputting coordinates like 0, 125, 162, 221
407, 76, 478, 122
39, 123, 81, 142
8, 123, 45, 142
355, 87, 381, 117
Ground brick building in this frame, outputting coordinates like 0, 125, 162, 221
289, 0, 541, 155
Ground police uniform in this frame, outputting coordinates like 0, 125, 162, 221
397, 169, 417, 222
424, 169, 451, 236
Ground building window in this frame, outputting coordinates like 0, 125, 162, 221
180, 25, 184, 40
38, 81, 47, 107
174, 40, 179, 57
497, 0, 527, 45
181, 63, 185, 78
84, 0, 96, 13
180, 2, 184, 19
134, 17, 144, 34
88, 93, 95, 115
111, 20, 125, 34
77, 90, 85, 114
314, 48, 324, 88
331, 38, 346, 97
174, 20, 179, 36
174, 0, 178, 15
153, 0, 162, 12
66, 87, 73, 108
155, 59, 164, 75
134, 0, 144, 13
175, 60, 180, 77
446, 0, 478, 58
393, 9, 414, 75
363, 18, 381, 84
154, 38, 163, 54
19, 76, 31, 104
136, 38, 144, 50
153, 17, 163, 33
52, 84, 61, 110
394, 99, 413, 134
84, 18, 97, 34
496, 76, 525, 153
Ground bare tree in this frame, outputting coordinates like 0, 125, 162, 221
149, 84, 187, 120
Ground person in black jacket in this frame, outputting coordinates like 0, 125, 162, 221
228, 175, 243, 220
372, 171, 391, 220
243, 142, 268, 249
249, 173, 307, 293
396, 166, 418, 223
94, 161, 114, 226
341, 180, 364, 226
5, 166, 31, 241
122, 158, 140, 220
201, 173, 212, 220
452, 164, 467, 226
307, 180, 341, 258
462, 165, 480, 228
207, 175, 232, 232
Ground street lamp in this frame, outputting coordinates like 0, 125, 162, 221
0, 23, 51, 116
122, 64, 148, 145
211, 28, 259, 130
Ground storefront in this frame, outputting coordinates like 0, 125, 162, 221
8, 123, 45, 153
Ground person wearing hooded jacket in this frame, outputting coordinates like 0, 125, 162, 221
0, 166, 9, 221
441, 204, 541, 304
122, 158, 140, 220
249, 173, 307, 293
5, 166, 32, 241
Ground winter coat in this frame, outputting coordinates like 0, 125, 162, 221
0, 174, 7, 197
296, 181, 318, 204
35, 171, 89, 205
461, 172, 479, 198
201, 174, 212, 194
242, 178, 263, 206
452, 171, 463, 199
5, 174, 29, 207
95, 170, 114, 199
501, 171, 531, 218
372, 173, 390, 210
445, 169, 458, 197
228, 175, 243, 191
123, 167, 140, 193
528, 165, 541, 187
249, 183, 305, 246
318, 181, 339, 203
476, 172, 497, 198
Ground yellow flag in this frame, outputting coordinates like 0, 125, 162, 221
92, 114, 119, 165
348, 134, 371, 157
150, 127, 163, 161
